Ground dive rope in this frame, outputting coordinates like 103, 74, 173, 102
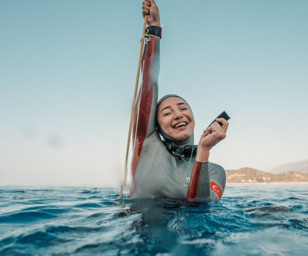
120, 17, 148, 199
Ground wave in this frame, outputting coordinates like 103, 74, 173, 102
0, 185, 307, 255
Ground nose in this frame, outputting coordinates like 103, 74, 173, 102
174, 109, 183, 120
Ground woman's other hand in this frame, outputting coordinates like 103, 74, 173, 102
196, 118, 229, 162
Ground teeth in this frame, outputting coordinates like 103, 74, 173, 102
175, 122, 187, 128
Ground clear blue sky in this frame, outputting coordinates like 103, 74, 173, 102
1, 0, 307, 186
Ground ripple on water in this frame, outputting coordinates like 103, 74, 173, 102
0, 211, 56, 223
0, 185, 307, 255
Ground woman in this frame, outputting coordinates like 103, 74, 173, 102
131, 0, 229, 202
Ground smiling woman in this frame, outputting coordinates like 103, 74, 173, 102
157, 96, 195, 141
130, 0, 229, 202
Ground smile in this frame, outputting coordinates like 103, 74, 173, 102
174, 122, 187, 129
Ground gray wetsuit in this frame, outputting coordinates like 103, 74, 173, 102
130, 33, 226, 202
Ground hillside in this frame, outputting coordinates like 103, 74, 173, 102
226, 168, 308, 183
270, 159, 308, 174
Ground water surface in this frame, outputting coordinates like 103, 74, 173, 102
0, 184, 307, 255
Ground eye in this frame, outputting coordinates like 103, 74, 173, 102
163, 112, 171, 116
181, 107, 188, 111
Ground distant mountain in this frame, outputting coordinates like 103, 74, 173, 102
226, 168, 308, 183
270, 159, 308, 174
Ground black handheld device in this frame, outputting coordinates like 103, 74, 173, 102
208, 111, 230, 128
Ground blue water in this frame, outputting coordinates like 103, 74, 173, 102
0, 184, 307, 256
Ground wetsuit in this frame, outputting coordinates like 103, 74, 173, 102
131, 32, 226, 202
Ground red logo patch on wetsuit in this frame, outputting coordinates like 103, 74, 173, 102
210, 181, 222, 199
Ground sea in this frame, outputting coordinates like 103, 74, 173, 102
0, 184, 307, 256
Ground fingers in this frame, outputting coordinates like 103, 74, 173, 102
216, 117, 228, 125
142, 0, 160, 26
149, 0, 157, 8
142, 1, 151, 17
202, 129, 210, 137
199, 118, 229, 150
203, 118, 228, 140
215, 118, 229, 132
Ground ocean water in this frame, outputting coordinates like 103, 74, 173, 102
0, 184, 307, 256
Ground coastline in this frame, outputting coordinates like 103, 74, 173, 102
227, 182, 308, 185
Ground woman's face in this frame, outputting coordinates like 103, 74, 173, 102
157, 97, 195, 141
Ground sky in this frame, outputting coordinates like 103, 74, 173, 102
1, 0, 307, 187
